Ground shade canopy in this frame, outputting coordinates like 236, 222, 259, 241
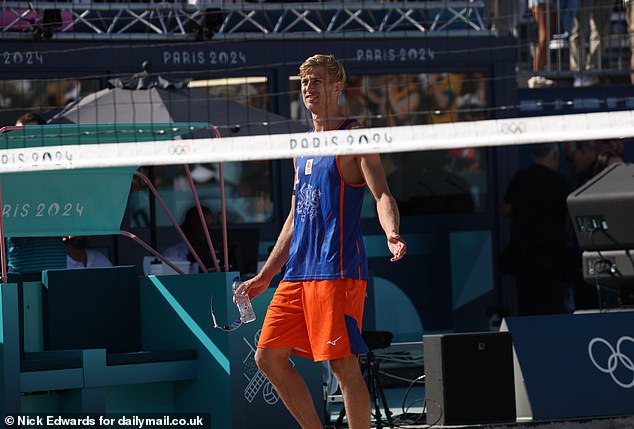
49, 77, 306, 137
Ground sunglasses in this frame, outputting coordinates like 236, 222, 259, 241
210, 295, 244, 332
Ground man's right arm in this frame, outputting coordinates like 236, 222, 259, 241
237, 196, 295, 300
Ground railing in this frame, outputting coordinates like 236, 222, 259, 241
513, 1, 630, 81
0, 1, 489, 41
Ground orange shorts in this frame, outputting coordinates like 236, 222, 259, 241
257, 279, 368, 362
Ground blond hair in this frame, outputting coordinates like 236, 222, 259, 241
299, 54, 346, 84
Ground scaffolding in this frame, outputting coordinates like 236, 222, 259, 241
0, 1, 490, 41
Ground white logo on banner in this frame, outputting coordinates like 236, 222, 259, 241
588, 336, 634, 389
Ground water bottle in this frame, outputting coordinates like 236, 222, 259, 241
232, 276, 256, 323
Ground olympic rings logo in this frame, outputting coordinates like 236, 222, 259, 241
500, 121, 527, 134
588, 336, 634, 389
167, 144, 192, 155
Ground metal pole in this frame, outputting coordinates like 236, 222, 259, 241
135, 170, 213, 273
148, 166, 157, 249
0, 178, 7, 283
210, 126, 229, 272
0, 126, 21, 283
183, 164, 221, 272
218, 162, 229, 272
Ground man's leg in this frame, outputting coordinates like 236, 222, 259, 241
330, 355, 371, 429
570, 0, 589, 72
255, 347, 322, 429
531, 4, 549, 73
587, 0, 610, 71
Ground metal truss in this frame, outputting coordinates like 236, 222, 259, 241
0, 1, 489, 41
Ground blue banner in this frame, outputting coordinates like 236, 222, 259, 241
502, 312, 634, 421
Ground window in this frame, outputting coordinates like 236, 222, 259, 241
0, 78, 99, 123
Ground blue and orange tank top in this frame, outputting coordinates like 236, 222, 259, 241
283, 119, 368, 281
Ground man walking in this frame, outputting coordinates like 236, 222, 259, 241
237, 54, 406, 428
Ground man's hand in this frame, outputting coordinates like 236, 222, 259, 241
387, 232, 406, 262
233, 275, 270, 303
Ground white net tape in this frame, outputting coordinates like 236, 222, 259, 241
2, 110, 634, 173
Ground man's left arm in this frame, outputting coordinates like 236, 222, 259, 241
359, 154, 406, 262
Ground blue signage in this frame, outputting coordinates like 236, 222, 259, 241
0, 37, 511, 78
501, 312, 634, 421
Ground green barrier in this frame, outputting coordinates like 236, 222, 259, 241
0, 122, 209, 237
1, 168, 135, 237
140, 272, 324, 428
0, 123, 208, 148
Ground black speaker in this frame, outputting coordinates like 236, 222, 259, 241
567, 162, 634, 251
423, 331, 516, 426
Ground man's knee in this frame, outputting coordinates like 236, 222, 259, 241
254, 348, 271, 372
254, 348, 289, 374
329, 355, 360, 381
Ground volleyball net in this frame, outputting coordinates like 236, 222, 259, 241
1, 110, 633, 173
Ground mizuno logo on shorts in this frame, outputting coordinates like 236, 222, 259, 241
327, 336, 342, 346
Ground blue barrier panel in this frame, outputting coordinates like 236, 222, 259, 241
140, 273, 323, 428
0, 283, 21, 415
501, 311, 634, 421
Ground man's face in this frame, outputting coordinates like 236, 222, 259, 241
570, 147, 596, 173
564, 142, 597, 173
300, 66, 338, 115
